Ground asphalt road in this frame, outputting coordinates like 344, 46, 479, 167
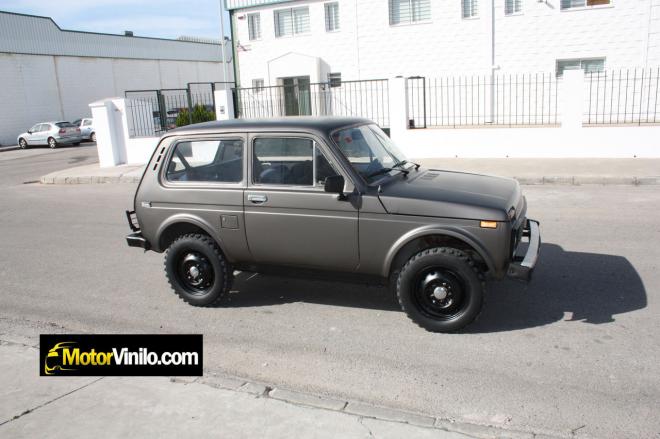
1, 148, 658, 438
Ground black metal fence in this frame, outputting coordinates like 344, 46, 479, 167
125, 82, 233, 137
407, 73, 561, 128
584, 68, 660, 125
234, 79, 389, 128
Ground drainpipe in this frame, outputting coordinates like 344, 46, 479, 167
219, 0, 229, 83
228, 8, 239, 87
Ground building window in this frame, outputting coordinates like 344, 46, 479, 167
462, 0, 478, 18
248, 13, 261, 40
505, 0, 522, 15
328, 72, 341, 87
274, 7, 310, 37
389, 0, 431, 25
556, 58, 605, 76
325, 2, 340, 31
252, 79, 264, 91
561, 0, 610, 9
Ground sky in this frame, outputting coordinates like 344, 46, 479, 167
0, 0, 231, 40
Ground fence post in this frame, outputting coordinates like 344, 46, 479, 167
388, 76, 408, 141
214, 88, 235, 121
561, 69, 584, 130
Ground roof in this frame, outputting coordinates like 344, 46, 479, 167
167, 116, 374, 136
0, 10, 229, 62
225, 0, 293, 11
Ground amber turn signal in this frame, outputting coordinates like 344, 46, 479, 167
480, 221, 498, 229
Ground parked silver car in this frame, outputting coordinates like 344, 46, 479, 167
72, 118, 96, 142
17, 121, 82, 149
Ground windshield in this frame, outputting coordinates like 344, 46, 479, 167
332, 124, 408, 184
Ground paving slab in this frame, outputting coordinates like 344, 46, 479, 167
0, 341, 475, 439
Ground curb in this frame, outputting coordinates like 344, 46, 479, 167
0, 146, 20, 153
171, 373, 567, 439
40, 175, 141, 184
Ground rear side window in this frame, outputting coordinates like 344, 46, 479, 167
166, 139, 243, 183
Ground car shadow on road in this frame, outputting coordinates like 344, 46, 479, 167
467, 242, 647, 332
225, 242, 647, 332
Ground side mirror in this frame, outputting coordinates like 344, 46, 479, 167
27, 130, 32, 134
324, 175, 347, 200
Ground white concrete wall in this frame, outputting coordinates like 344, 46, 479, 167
233, 0, 660, 86
0, 53, 229, 146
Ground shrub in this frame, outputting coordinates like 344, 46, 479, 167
175, 104, 216, 127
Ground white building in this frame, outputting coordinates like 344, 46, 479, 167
0, 10, 233, 146
227, 0, 660, 87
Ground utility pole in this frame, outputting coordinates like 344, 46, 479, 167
490, 0, 496, 123
219, 0, 229, 84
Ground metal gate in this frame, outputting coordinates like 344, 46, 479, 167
233, 79, 390, 128
125, 82, 234, 137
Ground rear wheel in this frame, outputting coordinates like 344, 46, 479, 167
164, 233, 232, 306
90, 132, 96, 143
397, 247, 484, 332
48, 137, 57, 149
18, 138, 28, 149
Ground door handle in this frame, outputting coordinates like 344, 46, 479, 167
248, 194, 268, 204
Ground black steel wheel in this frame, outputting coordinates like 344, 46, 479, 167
48, 137, 57, 149
164, 233, 231, 306
397, 247, 484, 332
18, 138, 28, 149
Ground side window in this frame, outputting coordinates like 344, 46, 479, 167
252, 137, 339, 187
315, 147, 337, 186
166, 139, 243, 183
38, 124, 49, 132
253, 137, 313, 185
83, 120, 92, 126
29, 124, 40, 132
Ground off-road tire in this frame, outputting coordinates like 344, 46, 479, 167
164, 233, 232, 306
396, 247, 484, 332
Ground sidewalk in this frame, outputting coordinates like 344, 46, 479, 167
39, 158, 660, 185
0, 339, 549, 439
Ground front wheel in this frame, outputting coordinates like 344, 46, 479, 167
18, 138, 28, 149
48, 137, 57, 149
164, 233, 231, 306
90, 132, 96, 142
397, 247, 484, 332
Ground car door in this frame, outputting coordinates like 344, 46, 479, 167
244, 133, 359, 271
33, 124, 48, 144
81, 119, 93, 137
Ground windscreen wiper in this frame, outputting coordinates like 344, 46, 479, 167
366, 166, 409, 179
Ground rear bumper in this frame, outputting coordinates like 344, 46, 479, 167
126, 232, 150, 250
125, 210, 151, 250
506, 219, 541, 281
56, 135, 82, 144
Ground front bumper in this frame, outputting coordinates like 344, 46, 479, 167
506, 219, 541, 281
125, 210, 150, 250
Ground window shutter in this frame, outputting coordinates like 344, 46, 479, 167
325, 3, 340, 31
293, 7, 310, 34
248, 13, 261, 40
275, 10, 292, 37
411, 0, 431, 21
462, 0, 478, 18
390, 0, 430, 24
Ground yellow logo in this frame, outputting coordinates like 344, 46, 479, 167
44, 342, 79, 375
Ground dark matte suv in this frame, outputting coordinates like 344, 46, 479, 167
126, 117, 540, 332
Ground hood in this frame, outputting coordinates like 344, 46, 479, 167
377, 168, 522, 221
